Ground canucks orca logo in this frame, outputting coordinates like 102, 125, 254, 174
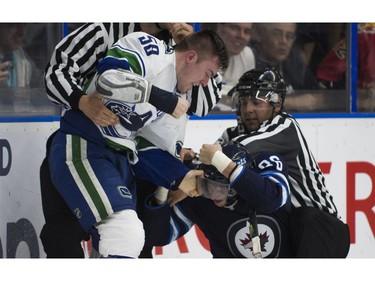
74, 208, 82, 219
117, 186, 132, 199
164, 42, 174, 54
227, 215, 281, 258
105, 100, 153, 132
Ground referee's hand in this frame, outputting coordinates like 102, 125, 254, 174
79, 94, 119, 127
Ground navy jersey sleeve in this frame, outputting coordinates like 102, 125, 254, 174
231, 151, 291, 213
142, 195, 195, 247
132, 148, 190, 190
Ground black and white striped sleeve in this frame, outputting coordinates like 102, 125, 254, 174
44, 23, 133, 111
187, 73, 223, 117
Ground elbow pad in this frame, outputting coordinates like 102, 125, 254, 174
96, 69, 178, 114
96, 69, 152, 103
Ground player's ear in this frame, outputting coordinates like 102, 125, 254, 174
273, 100, 282, 114
185, 50, 198, 64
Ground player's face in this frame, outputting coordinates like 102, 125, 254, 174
198, 177, 229, 207
206, 184, 229, 206
177, 52, 220, 93
213, 197, 228, 207
240, 97, 280, 131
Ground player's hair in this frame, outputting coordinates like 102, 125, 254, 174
174, 29, 229, 72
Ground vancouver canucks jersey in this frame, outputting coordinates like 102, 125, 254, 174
85, 31, 189, 158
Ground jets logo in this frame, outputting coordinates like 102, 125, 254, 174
227, 215, 281, 258
239, 226, 270, 253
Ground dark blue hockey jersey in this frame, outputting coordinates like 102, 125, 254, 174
142, 151, 293, 258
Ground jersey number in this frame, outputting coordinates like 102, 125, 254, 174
138, 35, 159, 56
258, 155, 283, 171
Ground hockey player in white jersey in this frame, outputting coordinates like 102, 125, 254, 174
48, 29, 229, 258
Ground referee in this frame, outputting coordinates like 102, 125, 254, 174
218, 68, 350, 257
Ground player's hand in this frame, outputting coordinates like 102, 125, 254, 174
170, 23, 194, 44
177, 169, 204, 198
168, 189, 187, 206
172, 97, 190, 119
180, 148, 196, 162
79, 94, 119, 126
199, 143, 222, 164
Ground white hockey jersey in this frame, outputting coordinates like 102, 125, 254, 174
86, 31, 189, 159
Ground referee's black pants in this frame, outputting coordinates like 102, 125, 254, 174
39, 132, 89, 258
289, 206, 350, 258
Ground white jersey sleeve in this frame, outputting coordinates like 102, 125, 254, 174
86, 32, 184, 157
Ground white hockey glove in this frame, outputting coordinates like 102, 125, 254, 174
96, 69, 151, 103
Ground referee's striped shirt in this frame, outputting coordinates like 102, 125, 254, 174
45, 23, 222, 117
217, 112, 340, 218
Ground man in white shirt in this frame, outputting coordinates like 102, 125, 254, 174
216, 23, 255, 95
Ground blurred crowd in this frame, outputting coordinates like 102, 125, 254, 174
0, 22, 374, 115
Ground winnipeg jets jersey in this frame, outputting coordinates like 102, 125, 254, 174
142, 151, 292, 258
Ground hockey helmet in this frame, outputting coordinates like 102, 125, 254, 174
232, 68, 287, 108
197, 141, 249, 201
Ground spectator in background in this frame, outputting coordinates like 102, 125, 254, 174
199, 23, 255, 111
316, 23, 375, 111
0, 23, 43, 88
216, 23, 255, 94
251, 23, 319, 94
357, 23, 375, 111
295, 23, 345, 76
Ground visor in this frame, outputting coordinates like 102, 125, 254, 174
231, 88, 279, 110
197, 176, 229, 201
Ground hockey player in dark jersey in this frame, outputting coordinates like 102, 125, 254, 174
142, 141, 293, 258
216, 68, 350, 257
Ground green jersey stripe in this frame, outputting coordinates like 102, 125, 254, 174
107, 48, 144, 76
70, 135, 111, 221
